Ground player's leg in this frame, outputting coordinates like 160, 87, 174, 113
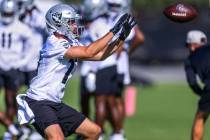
95, 95, 107, 129
81, 94, 91, 116
115, 73, 126, 133
4, 69, 20, 120
107, 95, 121, 133
75, 118, 101, 140
5, 89, 17, 120
115, 96, 125, 129
44, 124, 64, 140
94, 67, 111, 133
25, 97, 62, 139
191, 111, 209, 140
57, 102, 101, 140
80, 76, 91, 117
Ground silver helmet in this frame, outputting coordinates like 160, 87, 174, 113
0, 0, 17, 24
45, 4, 84, 39
107, 0, 130, 13
81, 0, 108, 21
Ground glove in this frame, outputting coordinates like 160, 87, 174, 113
119, 15, 137, 41
110, 13, 129, 35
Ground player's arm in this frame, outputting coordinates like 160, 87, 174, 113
87, 15, 137, 61
128, 26, 144, 55
84, 38, 124, 61
184, 59, 203, 96
64, 13, 129, 60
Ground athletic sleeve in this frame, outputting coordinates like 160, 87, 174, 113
184, 59, 203, 96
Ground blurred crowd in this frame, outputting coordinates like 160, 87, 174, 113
0, 0, 144, 139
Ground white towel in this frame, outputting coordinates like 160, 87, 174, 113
16, 94, 35, 125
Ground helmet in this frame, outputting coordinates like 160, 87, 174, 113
0, 0, 17, 24
81, 0, 108, 21
45, 4, 84, 39
107, 0, 130, 13
186, 30, 207, 46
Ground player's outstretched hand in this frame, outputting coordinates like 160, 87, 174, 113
110, 13, 129, 35
119, 15, 137, 41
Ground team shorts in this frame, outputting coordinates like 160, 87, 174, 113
95, 65, 118, 95
0, 68, 20, 91
19, 70, 37, 87
198, 92, 210, 112
25, 97, 86, 137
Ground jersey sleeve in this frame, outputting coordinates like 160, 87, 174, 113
54, 39, 70, 59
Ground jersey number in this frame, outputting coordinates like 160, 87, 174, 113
1, 33, 12, 48
62, 59, 75, 84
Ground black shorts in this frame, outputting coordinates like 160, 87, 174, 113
0, 68, 20, 91
19, 70, 37, 87
95, 65, 118, 95
198, 92, 210, 112
25, 97, 86, 137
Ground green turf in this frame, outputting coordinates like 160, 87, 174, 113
0, 78, 210, 140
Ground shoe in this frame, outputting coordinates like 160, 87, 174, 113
28, 130, 43, 140
8, 124, 20, 136
3, 132, 13, 140
98, 133, 105, 140
109, 133, 125, 140
19, 127, 31, 140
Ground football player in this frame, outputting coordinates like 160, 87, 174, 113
17, 0, 46, 89
184, 30, 210, 140
83, 0, 127, 139
0, 0, 34, 139
79, 0, 107, 118
17, 4, 136, 140
106, 0, 145, 139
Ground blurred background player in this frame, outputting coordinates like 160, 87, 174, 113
85, 1, 124, 140
184, 30, 209, 140
0, 0, 34, 139
17, 0, 46, 88
78, 0, 105, 118
17, 0, 46, 139
106, 0, 145, 139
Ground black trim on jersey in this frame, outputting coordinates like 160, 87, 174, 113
62, 59, 75, 84
8, 33, 12, 48
1, 32, 12, 48
2, 33, 5, 48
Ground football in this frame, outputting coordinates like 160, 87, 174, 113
163, 3, 198, 23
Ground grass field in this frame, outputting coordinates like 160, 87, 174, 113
0, 77, 210, 140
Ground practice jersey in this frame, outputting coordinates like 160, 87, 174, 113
19, 7, 46, 72
108, 12, 135, 85
26, 35, 81, 103
80, 29, 99, 76
89, 17, 117, 69
0, 19, 33, 71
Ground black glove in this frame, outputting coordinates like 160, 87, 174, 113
110, 13, 129, 35
119, 15, 137, 41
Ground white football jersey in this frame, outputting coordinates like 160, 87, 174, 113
26, 34, 81, 103
19, 7, 46, 72
108, 12, 135, 85
89, 17, 117, 69
0, 19, 33, 71
80, 29, 99, 76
